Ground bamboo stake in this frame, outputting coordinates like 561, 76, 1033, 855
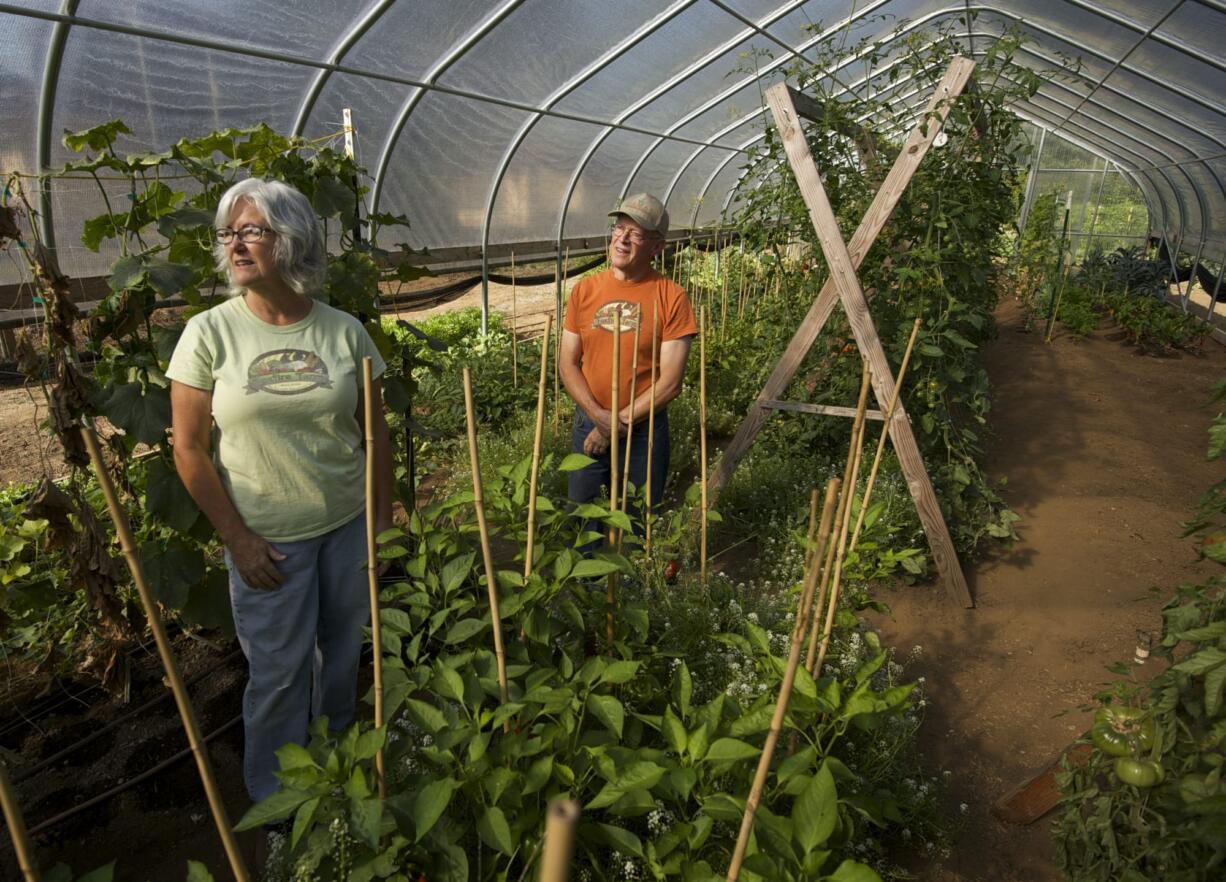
849, 318, 922, 552
803, 363, 872, 674
1045, 264, 1070, 344
814, 363, 874, 676
0, 763, 39, 882
803, 487, 820, 571
539, 799, 581, 882
510, 251, 519, 388
80, 426, 250, 882
362, 358, 387, 799
699, 305, 708, 583
672, 245, 681, 284
607, 314, 622, 647
554, 248, 568, 438
524, 313, 554, 580
726, 478, 840, 882
737, 249, 747, 319
619, 318, 642, 517
720, 246, 730, 345
644, 304, 660, 557
462, 368, 510, 720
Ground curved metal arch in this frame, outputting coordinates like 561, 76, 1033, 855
1002, 101, 1189, 251
290, 0, 397, 138
34, 0, 80, 250
475, 0, 697, 329
620, 0, 905, 211
554, 0, 828, 247
369, 0, 528, 216
1045, 1, 1185, 136
1059, 0, 1226, 77
875, 82, 1194, 246
860, 36, 1226, 225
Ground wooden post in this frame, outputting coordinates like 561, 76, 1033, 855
699, 305, 708, 583
539, 799, 581, 882
362, 358, 386, 799
752, 69, 974, 608
81, 426, 251, 882
645, 304, 660, 556
0, 764, 40, 882
461, 369, 510, 718
510, 251, 519, 388
524, 314, 553, 579
726, 477, 840, 882
706, 60, 974, 581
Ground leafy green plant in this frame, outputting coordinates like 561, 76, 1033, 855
1054, 380, 1226, 881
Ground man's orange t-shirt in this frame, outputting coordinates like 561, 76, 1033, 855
563, 268, 698, 411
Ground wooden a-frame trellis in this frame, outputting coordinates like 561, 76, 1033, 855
709, 56, 977, 608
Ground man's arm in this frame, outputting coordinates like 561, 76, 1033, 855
559, 329, 614, 435
620, 336, 692, 427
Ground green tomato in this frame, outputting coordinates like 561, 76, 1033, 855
1178, 773, 1216, 803
1091, 707, 1155, 757
1114, 757, 1163, 788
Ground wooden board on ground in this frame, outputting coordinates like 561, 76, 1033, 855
993, 742, 1092, 825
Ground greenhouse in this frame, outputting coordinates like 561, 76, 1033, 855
0, 1, 1224, 881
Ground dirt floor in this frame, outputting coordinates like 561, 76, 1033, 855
3, 286, 1224, 880
864, 297, 1225, 880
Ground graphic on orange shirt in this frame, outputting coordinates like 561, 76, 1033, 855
592, 300, 641, 333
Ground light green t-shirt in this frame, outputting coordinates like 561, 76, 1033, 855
166, 295, 386, 542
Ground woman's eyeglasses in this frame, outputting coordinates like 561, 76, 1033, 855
214, 225, 274, 244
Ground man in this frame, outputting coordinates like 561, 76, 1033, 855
560, 193, 697, 524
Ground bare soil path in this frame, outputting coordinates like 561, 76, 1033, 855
866, 298, 1225, 880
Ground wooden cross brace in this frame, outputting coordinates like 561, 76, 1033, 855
709, 56, 976, 608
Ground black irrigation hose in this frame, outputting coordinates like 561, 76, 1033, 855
24, 713, 243, 837
10, 647, 244, 785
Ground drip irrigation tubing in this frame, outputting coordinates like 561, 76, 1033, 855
10, 647, 243, 785
24, 713, 243, 837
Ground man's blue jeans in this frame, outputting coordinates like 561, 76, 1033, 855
224, 512, 369, 802
568, 407, 670, 537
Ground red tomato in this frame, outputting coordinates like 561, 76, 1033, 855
664, 559, 680, 583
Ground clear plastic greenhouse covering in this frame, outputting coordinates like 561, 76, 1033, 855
1, 0, 1224, 289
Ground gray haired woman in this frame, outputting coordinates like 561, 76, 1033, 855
166, 177, 392, 805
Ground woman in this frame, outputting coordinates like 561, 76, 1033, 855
167, 178, 392, 804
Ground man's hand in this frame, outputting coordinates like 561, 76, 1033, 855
583, 425, 610, 455
586, 406, 615, 437
229, 529, 287, 590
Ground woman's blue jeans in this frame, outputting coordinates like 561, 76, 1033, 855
225, 512, 369, 802
568, 407, 670, 538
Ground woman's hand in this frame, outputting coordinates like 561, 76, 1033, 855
229, 529, 287, 590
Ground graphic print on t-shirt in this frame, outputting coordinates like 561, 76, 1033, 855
592, 300, 641, 333
245, 349, 333, 395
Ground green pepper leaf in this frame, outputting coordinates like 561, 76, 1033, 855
476, 805, 515, 856
794, 761, 838, 853
412, 778, 457, 841
702, 738, 760, 763
587, 693, 625, 738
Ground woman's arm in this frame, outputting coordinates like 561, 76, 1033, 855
170, 380, 286, 589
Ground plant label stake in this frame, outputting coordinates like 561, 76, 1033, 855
726, 477, 840, 882
81, 425, 251, 882
524, 313, 554, 580
644, 303, 660, 557
462, 368, 511, 724
539, 798, 581, 882
362, 358, 387, 798
607, 312, 622, 648
699, 304, 709, 583
0, 763, 39, 882
711, 60, 977, 608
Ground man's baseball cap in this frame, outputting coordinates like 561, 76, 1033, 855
609, 193, 669, 238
